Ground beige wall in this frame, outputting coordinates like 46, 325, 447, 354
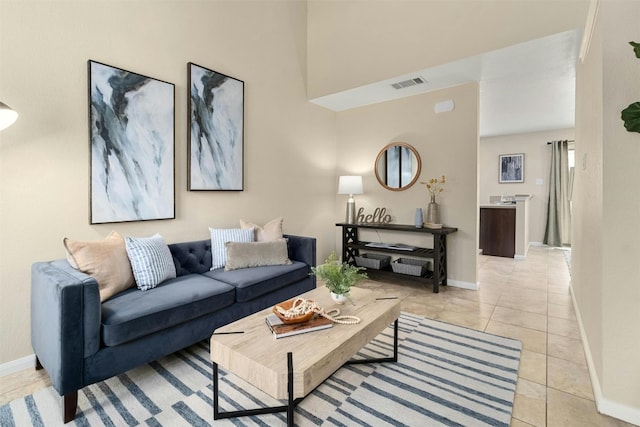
480, 128, 575, 244
600, 0, 640, 413
335, 84, 480, 287
574, 0, 605, 404
574, 0, 640, 420
307, 0, 589, 99
0, 1, 337, 365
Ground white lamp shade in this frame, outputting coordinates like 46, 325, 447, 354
0, 102, 18, 131
338, 175, 363, 195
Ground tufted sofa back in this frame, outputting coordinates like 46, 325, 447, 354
168, 235, 316, 277
169, 239, 212, 276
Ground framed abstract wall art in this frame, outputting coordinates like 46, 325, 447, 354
88, 60, 175, 224
188, 62, 244, 191
499, 153, 525, 183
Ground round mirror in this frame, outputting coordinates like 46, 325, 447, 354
375, 142, 422, 191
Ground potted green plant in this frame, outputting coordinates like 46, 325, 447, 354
311, 251, 367, 304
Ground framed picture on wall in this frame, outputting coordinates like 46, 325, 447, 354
88, 60, 175, 224
499, 153, 524, 183
187, 62, 244, 191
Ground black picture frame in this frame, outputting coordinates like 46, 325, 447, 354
187, 62, 244, 191
88, 60, 175, 224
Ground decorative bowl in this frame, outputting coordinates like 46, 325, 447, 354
273, 298, 315, 324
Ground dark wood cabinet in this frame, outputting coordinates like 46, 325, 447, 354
336, 222, 457, 293
479, 207, 516, 258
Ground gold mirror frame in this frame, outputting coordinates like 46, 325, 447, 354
374, 142, 422, 191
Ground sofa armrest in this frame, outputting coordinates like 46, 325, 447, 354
283, 234, 317, 269
31, 260, 101, 395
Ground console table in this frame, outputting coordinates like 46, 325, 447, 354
336, 222, 458, 293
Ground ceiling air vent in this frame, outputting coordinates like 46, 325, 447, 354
391, 77, 426, 90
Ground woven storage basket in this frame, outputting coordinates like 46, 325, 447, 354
391, 258, 430, 276
355, 253, 391, 270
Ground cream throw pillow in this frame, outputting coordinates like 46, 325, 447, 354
224, 239, 292, 271
240, 217, 283, 242
63, 231, 135, 302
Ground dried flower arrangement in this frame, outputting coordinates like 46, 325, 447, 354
420, 176, 446, 198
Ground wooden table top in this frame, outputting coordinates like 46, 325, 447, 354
210, 286, 401, 399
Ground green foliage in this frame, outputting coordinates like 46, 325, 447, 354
622, 102, 640, 133
631, 41, 640, 59
622, 42, 640, 134
311, 251, 367, 295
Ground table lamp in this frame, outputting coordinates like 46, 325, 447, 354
338, 176, 363, 224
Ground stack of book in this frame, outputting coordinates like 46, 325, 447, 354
265, 313, 333, 339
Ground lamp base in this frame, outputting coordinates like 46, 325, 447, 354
345, 199, 356, 224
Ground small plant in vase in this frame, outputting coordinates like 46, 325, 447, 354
420, 175, 446, 226
311, 251, 367, 304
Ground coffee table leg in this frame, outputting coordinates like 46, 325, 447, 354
287, 352, 294, 427
212, 361, 220, 420
212, 352, 298, 423
347, 318, 399, 365
392, 318, 399, 362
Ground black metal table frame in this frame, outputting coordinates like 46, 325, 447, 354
212, 319, 399, 427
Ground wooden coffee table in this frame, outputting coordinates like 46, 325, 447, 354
210, 286, 401, 426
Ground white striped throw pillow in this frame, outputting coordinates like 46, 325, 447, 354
209, 227, 254, 270
125, 233, 177, 291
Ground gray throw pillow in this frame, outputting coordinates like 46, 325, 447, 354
224, 238, 292, 271
209, 227, 255, 270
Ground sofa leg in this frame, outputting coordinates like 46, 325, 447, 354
35, 356, 43, 370
63, 391, 78, 424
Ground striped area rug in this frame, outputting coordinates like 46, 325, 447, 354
0, 313, 521, 426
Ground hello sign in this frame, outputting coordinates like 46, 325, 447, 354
356, 207, 392, 224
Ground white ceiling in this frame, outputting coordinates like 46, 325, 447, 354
309, 29, 582, 138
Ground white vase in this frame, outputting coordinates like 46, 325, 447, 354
330, 292, 349, 304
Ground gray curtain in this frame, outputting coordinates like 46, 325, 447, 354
544, 140, 572, 247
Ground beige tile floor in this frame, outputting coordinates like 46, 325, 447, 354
0, 246, 634, 426
357, 246, 634, 427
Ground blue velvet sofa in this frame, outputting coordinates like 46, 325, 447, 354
30, 234, 316, 423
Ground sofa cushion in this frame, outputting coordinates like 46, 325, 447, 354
240, 217, 283, 241
125, 234, 177, 291
209, 227, 254, 270
101, 274, 235, 347
63, 231, 135, 302
205, 261, 309, 303
224, 239, 291, 271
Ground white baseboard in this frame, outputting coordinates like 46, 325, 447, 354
570, 285, 640, 426
446, 279, 478, 290
529, 241, 545, 247
0, 353, 35, 377
598, 397, 640, 426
